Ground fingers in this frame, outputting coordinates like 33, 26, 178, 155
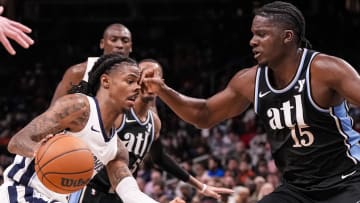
0, 6, 3, 15
213, 187, 234, 194
9, 20, 32, 33
0, 13, 34, 55
6, 25, 34, 48
0, 32, 15, 55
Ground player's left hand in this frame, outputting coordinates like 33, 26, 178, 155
198, 184, 234, 200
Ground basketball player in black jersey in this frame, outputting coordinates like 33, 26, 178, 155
141, 1, 360, 203
68, 59, 233, 203
51, 23, 133, 105
0, 6, 34, 55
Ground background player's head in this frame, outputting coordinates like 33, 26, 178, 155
100, 23, 133, 57
138, 59, 163, 103
69, 53, 140, 111
250, 1, 311, 66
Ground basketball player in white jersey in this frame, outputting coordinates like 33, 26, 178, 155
68, 59, 233, 203
52, 23, 233, 202
0, 6, 34, 55
0, 53, 160, 203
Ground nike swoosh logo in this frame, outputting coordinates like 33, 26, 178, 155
341, 170, 356, 179
125, 118, 137, 123
259, 91, 271, 98
91, 125, 100, 133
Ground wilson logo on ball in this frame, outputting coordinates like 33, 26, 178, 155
61, 177, 90, 187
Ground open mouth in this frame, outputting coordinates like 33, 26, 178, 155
127, 93, 139, 102
253, 50, 261, 59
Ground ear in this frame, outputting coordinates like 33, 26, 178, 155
283, 30, 294, 44
101, 74, 110, 89
100, 39, 105, 50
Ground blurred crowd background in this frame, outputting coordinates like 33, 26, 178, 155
0, 0, 359, 202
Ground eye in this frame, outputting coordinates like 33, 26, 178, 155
110, 37, 117, 42
121, 37, 130, 43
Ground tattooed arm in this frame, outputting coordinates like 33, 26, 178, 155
106, 138, 159, 203
7, 94, 90, 157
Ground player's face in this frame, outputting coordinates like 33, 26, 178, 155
106, 63, 140, 112
249, 15, 285, 66
101, 26, 132, 57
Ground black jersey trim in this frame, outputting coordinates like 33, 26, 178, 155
130, 108, 150, 125
305, 51, 328, 112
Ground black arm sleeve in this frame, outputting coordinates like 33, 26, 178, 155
149, 139, 190, 182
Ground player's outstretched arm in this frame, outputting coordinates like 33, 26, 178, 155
0, 6, 34, 55
150, 140, 234, 200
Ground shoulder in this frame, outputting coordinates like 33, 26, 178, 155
311, 53, 355, 80
228, 65, 258, 100
312, 53, 347, 70
229, 66, 258, 86
64, 61, 87, 78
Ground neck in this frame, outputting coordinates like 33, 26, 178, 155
134, 100, 150, 122
268, 48, 303, 89
96, 96, 121, 133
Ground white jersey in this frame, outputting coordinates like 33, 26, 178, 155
83, 57, 99, 82
0, 95, 118, 203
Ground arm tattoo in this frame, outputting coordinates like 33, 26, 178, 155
29, 101, 87, 142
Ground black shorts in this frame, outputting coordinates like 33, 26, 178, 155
259, 169, 360, 203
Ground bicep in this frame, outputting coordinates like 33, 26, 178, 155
332, 61, 360, 106
205, 69, 254, 126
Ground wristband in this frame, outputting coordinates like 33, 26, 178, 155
201, 184, 208, 192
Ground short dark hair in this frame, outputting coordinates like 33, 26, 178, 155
255, 1, 312, 48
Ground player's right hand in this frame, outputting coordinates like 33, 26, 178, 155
140, 67, 165, 94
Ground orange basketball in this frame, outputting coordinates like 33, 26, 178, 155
34, 133, 94, 194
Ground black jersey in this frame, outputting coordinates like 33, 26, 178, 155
86, 108, 155, 194
117, 108, 156, 174
254, 49, 360, 189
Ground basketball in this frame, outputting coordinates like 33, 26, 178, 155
34, 133, 94, 194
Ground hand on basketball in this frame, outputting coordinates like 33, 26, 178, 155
140, 67, 165, 94
198, 184, 234, 200
33, 134, 54, 157
0, 6, 34, 55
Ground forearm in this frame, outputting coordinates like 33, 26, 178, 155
158, 85, 208, 127
7, 116, 60, 157
7, 131, 40, 157
151, 146, 190, 182
188, 175, 206, 191
107, 160, 158, 203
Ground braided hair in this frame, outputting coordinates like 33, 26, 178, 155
255, 1, 312, 48
68, 53, 137, 96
